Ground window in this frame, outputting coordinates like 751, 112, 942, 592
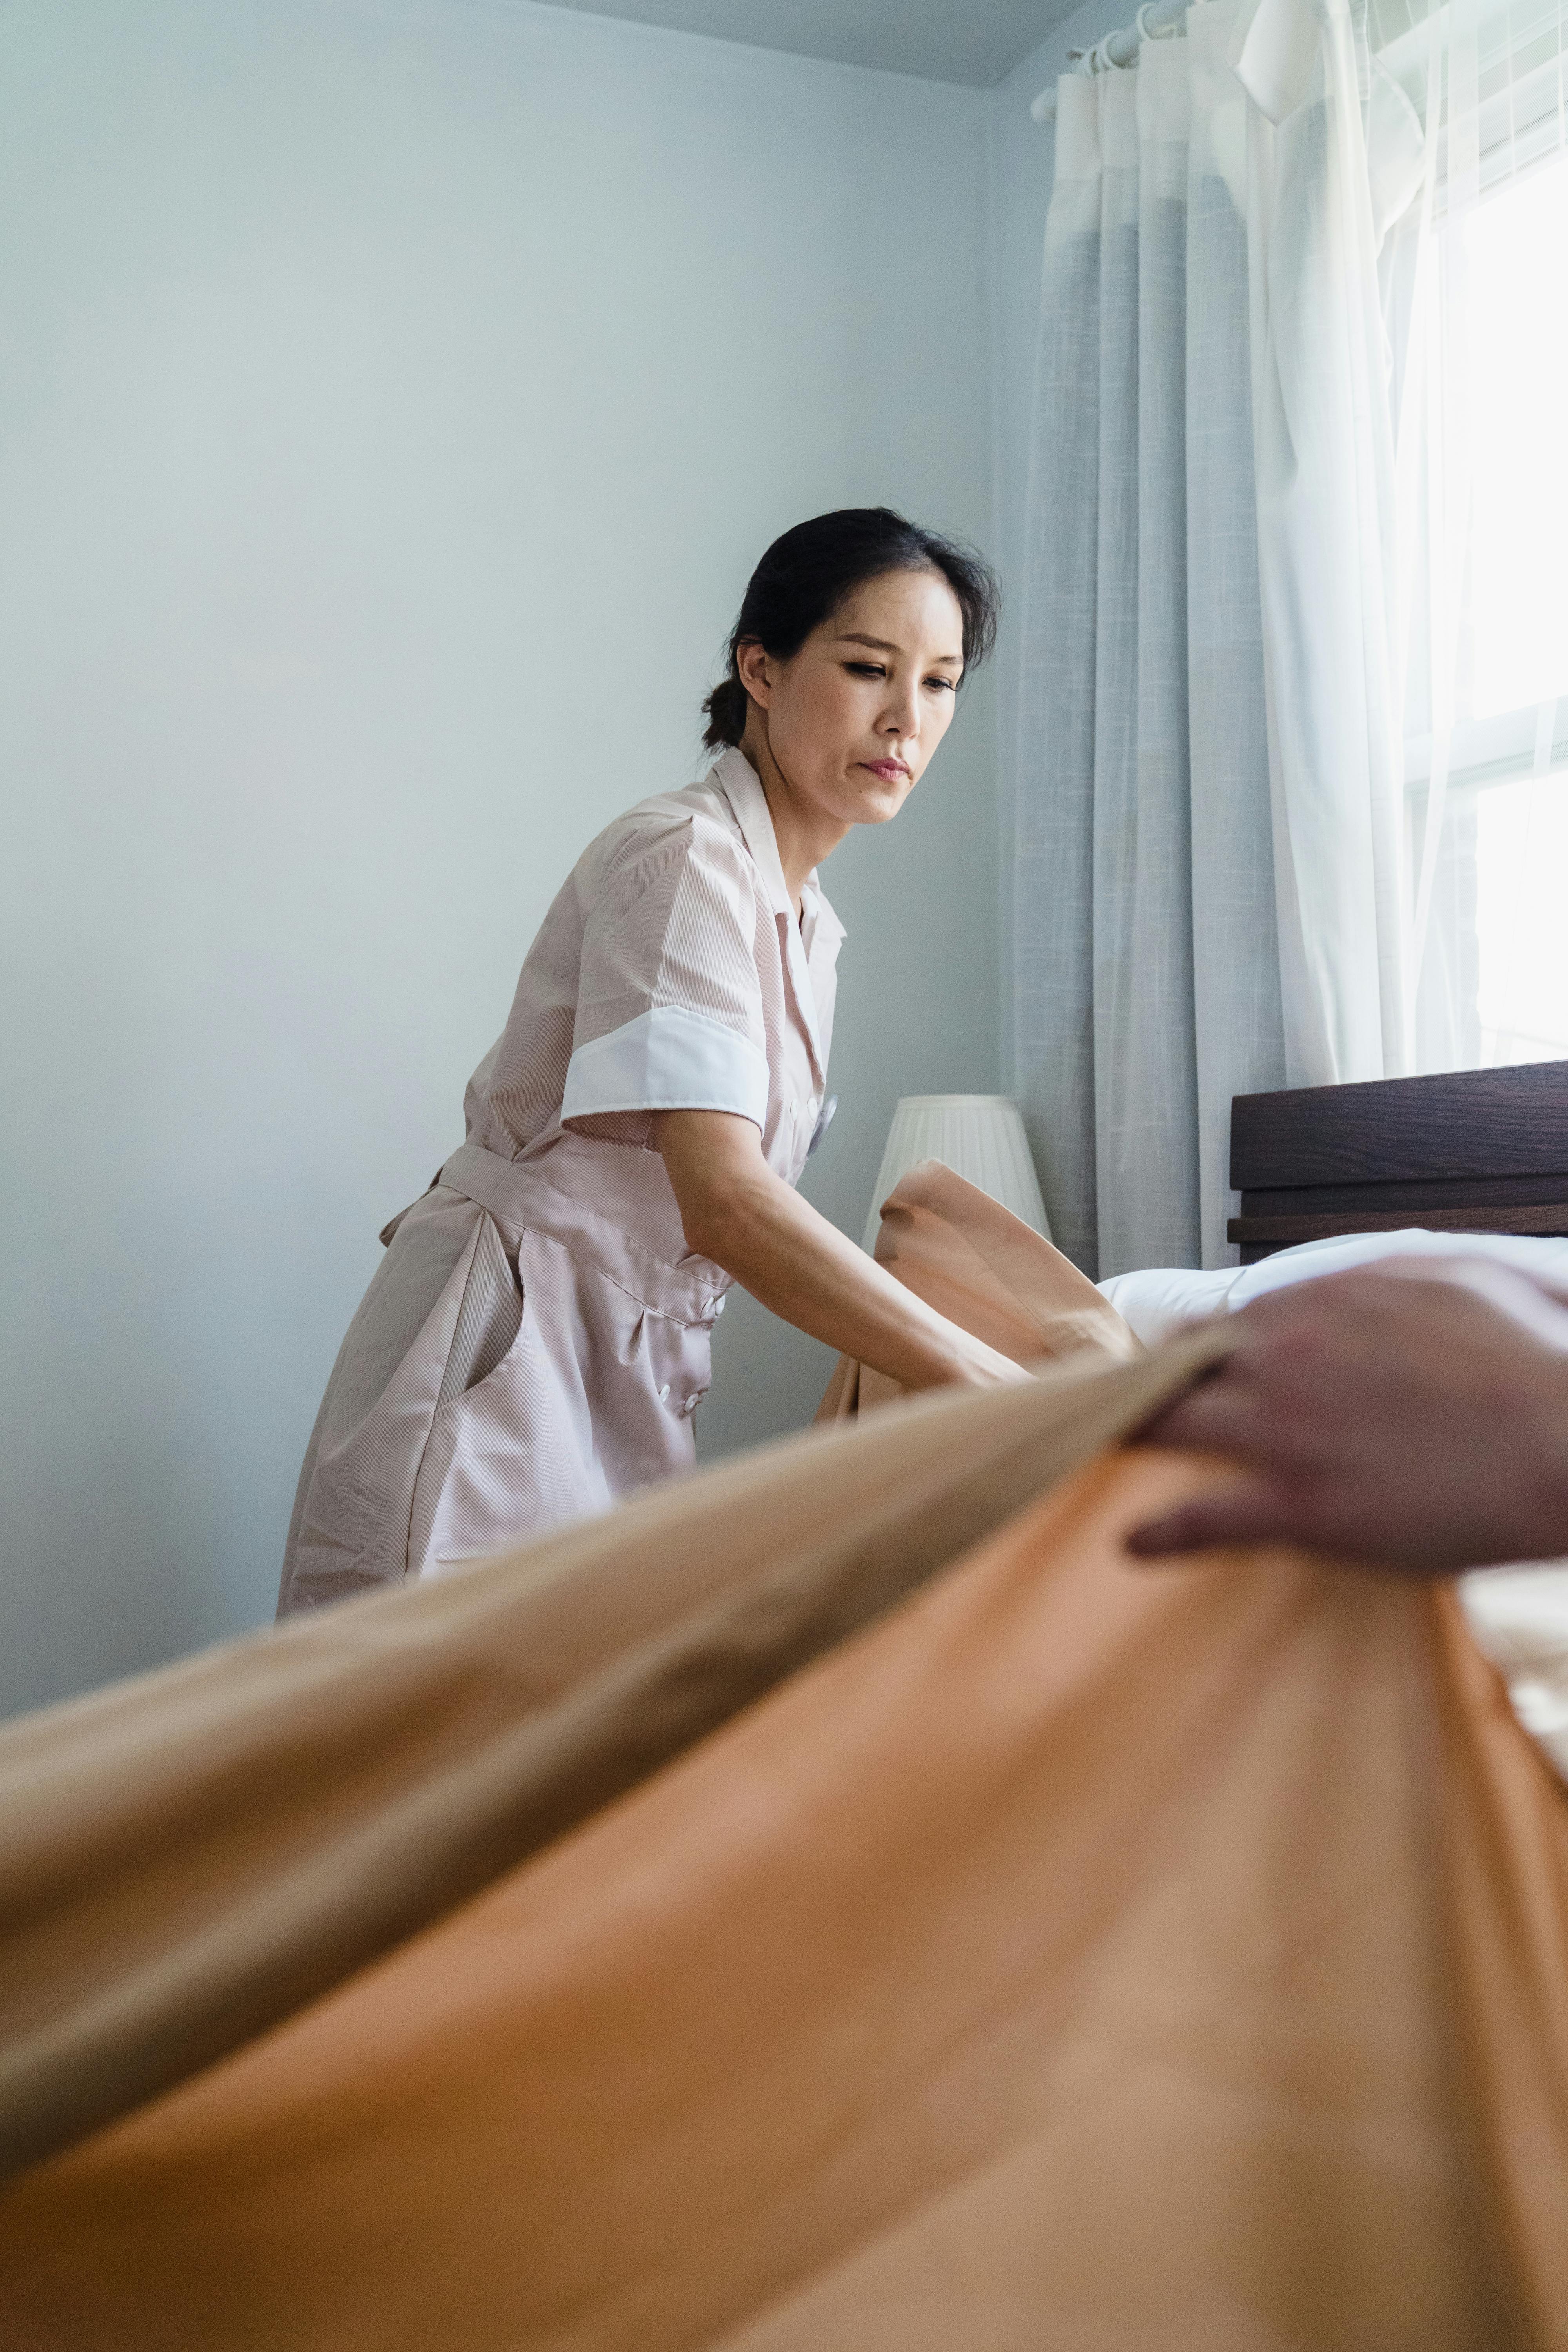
1467, 154, 1568, 726
1458, 150, 1568, 1062
1379, 0, 1568, 1066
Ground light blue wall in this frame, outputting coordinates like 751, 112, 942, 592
0, 0, 1002, 1716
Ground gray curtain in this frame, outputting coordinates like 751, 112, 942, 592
1014, 18, 1286, 1278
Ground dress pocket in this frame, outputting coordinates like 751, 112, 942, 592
434, 1212, 524, 1410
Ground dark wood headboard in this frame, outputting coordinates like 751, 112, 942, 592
1228, 1060, 1568, 1264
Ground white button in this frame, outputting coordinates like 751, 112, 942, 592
657, 1384, 670, 1404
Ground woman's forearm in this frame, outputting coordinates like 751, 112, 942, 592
654, 1112, 1025, 1392
705, 1170, 1018, 1388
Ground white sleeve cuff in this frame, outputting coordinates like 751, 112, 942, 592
561, 1005, 770, 1129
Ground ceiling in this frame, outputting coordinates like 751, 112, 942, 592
538, 0, 1062, 87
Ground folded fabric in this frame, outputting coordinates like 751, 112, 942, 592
818, 1159, 1141, 1420
4, 1443, 1566, 2350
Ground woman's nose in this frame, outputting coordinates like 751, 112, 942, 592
881, 683, 921, 739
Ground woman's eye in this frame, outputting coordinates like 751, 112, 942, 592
846, 662, 886, 679
925, 676, 958, 694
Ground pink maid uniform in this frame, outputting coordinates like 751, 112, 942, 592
276, 747, 844, 1618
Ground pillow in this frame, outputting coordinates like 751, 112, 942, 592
1099, 1227, 1568, 1347
1095, 1263, 1238, 1347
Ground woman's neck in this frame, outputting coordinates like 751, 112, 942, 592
737, 716, 849, 913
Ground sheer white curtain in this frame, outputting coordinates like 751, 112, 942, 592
1016, 0, 1568, 1278
1015, 0, 1431, 1275
1237, 0, 1426, 1091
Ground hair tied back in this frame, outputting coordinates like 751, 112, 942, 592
701, 507, 999, 753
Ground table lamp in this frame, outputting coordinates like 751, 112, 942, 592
862, 1094, 1051, 1254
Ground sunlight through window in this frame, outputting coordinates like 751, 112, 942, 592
1466, 154, 1568, 721
1454, 146, 1568, 1060
1476, 771, 1568, 1058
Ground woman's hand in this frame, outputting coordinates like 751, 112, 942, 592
652, 1110, 1030, 1394
1127, 1259, 1568, 1574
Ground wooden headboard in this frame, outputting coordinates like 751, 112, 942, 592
1228, 1059, 1568, 1264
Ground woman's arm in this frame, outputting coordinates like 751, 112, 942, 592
652, 1110, 1029, 1392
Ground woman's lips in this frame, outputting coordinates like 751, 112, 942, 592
860, 759, 911, 781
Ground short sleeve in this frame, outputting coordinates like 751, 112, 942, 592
560, 814, 771, 1138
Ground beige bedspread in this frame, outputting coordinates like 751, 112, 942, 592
2, 1172, 1565, 2349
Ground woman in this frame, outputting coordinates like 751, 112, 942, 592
278, 508, 1026, 1617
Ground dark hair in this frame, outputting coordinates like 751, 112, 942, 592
702, 506, 1000, 751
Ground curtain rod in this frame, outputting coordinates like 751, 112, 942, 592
1031, 0, 1192, 120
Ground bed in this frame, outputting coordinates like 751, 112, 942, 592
1101, 1057, 1568, 1344
1228, 1055, 1568, 1261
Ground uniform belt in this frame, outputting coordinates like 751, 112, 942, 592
429, 1139, 724, 1328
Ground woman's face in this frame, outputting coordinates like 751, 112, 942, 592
737, 567, 965, 831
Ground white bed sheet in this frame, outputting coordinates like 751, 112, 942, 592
1098, 1226, 1568, 1348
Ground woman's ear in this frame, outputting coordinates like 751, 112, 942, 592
735, 639, 774, 708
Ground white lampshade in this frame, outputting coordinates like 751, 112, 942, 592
862, 1094, 1051, 1254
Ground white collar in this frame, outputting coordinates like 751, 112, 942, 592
709, 745, 844, 944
